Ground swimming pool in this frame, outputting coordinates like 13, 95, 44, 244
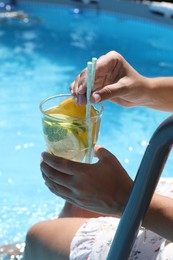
1, 1, 173, 246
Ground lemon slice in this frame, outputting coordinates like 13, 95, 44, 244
48, 97, 98, 118
44, 130, 86, 162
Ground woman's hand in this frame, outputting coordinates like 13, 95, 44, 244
70, 51, 150, 108
41, 145, 133, 216
71, 50, 173, 111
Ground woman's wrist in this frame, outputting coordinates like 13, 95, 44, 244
142, 193, 173, 241
143, 77, 173, 111
138, 76, 158, 109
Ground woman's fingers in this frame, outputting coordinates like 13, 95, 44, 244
69, 51, 126, 105
94, 145, 117, 161
41, 152, 88, 176
42, 164, 92, 208
70, 69, 87, 95
43, 172, 73, 199
41, 161, 71, 188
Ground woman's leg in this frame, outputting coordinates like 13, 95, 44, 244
23, 202, 105, 260
23, 217, 88, 260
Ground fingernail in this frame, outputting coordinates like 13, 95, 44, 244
78, 95, 85, 106
93, 93, 101, 103
78, 84, 83, 94
74, 96, 78, 104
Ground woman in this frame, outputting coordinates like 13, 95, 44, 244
24, 51, 173, 259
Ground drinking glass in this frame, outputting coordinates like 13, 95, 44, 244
39, 94, 103, 163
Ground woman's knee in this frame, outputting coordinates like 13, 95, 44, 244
23, 218, 86, 260
25, 222, 46, 245
24, 222, 45, 259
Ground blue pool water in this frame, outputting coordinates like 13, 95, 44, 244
1, 1, 173, 245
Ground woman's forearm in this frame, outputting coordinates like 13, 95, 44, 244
144, 77, 173, 112
143, 193, 173, 241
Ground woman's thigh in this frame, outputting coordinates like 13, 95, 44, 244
24, 217, 88, 260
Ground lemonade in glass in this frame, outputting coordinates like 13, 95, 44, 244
40, 94, 103, 163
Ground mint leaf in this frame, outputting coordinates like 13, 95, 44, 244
43, 120, 67, 142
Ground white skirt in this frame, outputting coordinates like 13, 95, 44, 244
70, 178, 173, 260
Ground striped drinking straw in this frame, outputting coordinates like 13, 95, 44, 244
85, 57, 97, 163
